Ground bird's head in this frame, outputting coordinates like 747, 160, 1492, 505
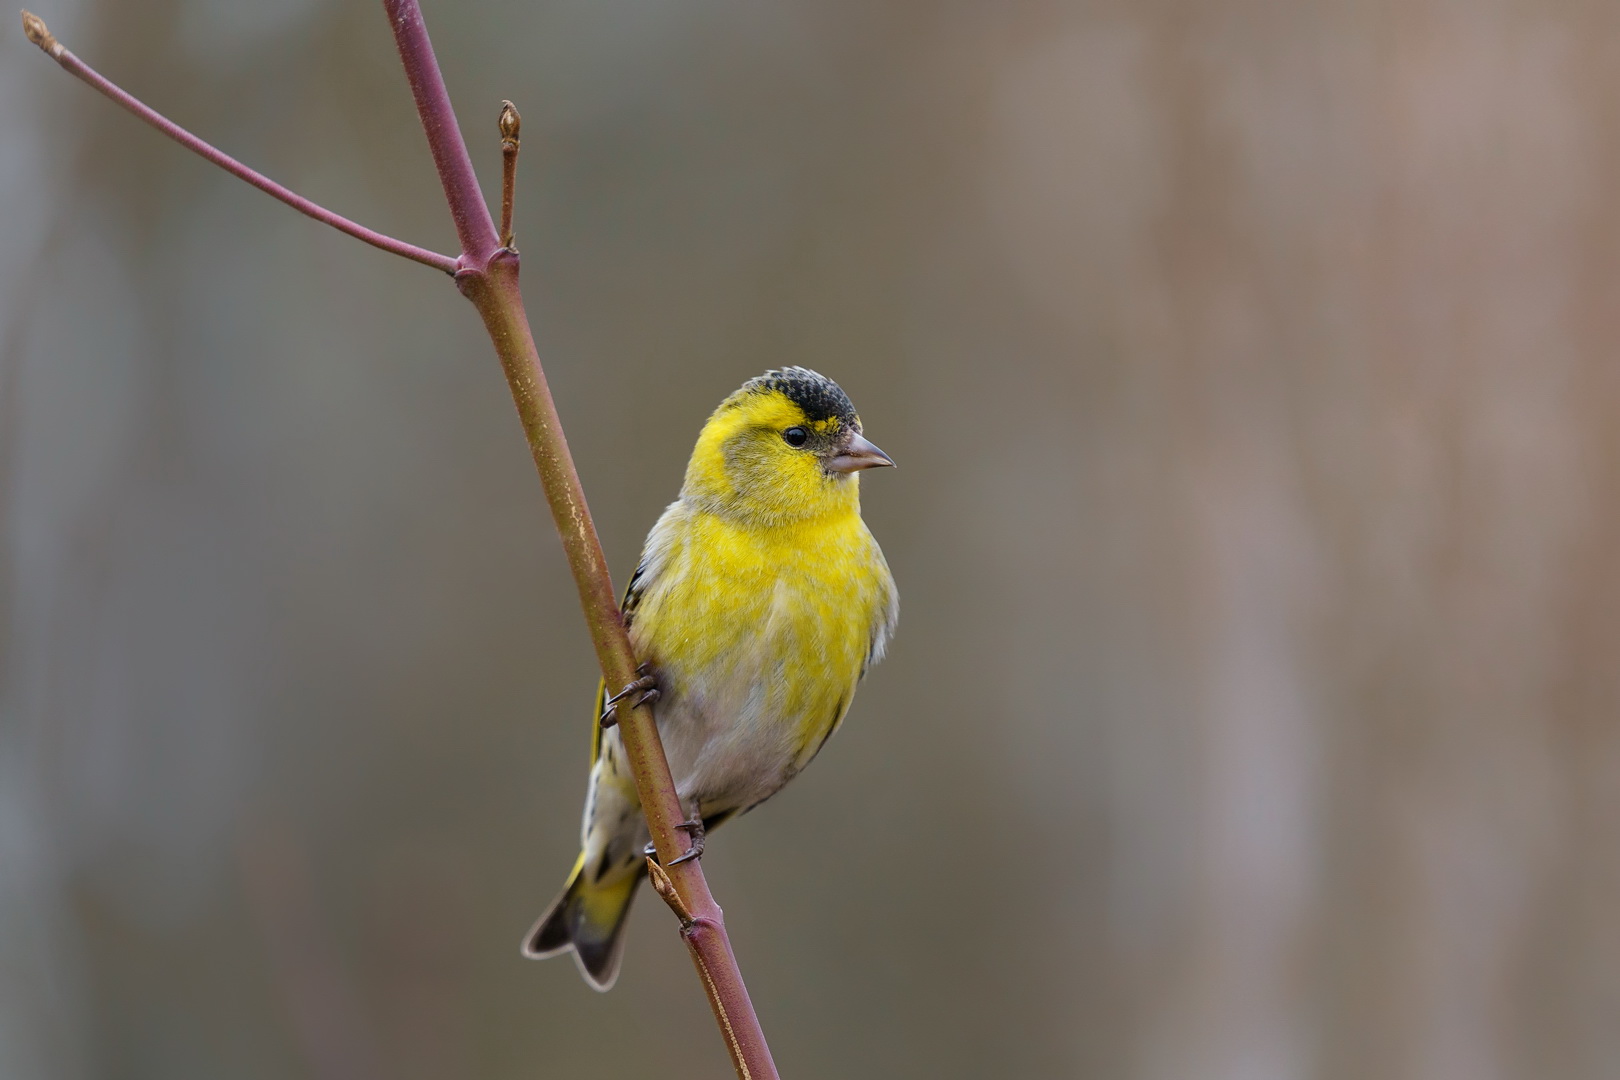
681, 367, 893, 526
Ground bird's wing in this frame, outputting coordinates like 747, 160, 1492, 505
860, 540, 900, 680
588, 561, 649, 767
588, 501, 684, 766
620, 558, 651, 631
589, 679, 608, 766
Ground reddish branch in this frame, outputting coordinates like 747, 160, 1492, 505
23, 6, 778, 1078
19, 12, 457, 273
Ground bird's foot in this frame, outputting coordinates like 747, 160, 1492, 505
599, 663, 659, 730
642, 811, 706, 867
669, 815, 706, 866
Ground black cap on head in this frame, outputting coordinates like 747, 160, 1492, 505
741, 367, 859, 427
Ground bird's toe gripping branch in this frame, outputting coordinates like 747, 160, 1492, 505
643, 811, 705, 867
599, 669, 660, 730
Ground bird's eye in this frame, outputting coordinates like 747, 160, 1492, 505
782, 426, 809, 448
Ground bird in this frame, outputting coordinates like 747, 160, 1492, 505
522, 367, 898, 990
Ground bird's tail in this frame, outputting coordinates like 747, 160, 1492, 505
521, 853, 644, 991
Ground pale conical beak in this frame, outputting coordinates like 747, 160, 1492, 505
826, 432, 895, 474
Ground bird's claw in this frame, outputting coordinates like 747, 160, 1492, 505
643, 814, 706, 867
605, 674, 656, 709
668, 836, 704, 866
599, 668, 659, 730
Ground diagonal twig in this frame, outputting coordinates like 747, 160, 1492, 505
23, 5, 782, 1077
21, 11, 460, 275
376, 5, 777, 1073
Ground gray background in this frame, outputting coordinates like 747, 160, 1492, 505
4, 1, 1619, 1078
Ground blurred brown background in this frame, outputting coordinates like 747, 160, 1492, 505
4, 1, 1619, 1077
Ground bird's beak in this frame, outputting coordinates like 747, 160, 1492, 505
826, 432, 895, 474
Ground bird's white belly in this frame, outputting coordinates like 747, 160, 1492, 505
656, 651, 807, 818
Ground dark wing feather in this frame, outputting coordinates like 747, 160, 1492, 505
590, 560, 651, 766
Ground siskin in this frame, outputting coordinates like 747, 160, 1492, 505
523, 367, 898, 989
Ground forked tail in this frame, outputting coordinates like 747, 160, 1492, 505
522, 854, 645, 991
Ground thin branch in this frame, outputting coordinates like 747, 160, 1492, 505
382, 0, 499, 264
381, 4, 777, 1074
451, 215, 784, 1080
19, 11, 460, 275
26, 4, 781, 1076
499, 101, 520, 250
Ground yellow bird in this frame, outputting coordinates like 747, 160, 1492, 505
523, 367, 898, 989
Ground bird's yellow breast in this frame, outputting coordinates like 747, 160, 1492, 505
630, 502, 892, 775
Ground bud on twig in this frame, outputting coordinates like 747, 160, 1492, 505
499, 100, 521, 250
22, 10, 64, 58
648, 856, 695, 928
499, 100, 521, 149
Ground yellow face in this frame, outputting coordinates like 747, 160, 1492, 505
680, 370, 892, 526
